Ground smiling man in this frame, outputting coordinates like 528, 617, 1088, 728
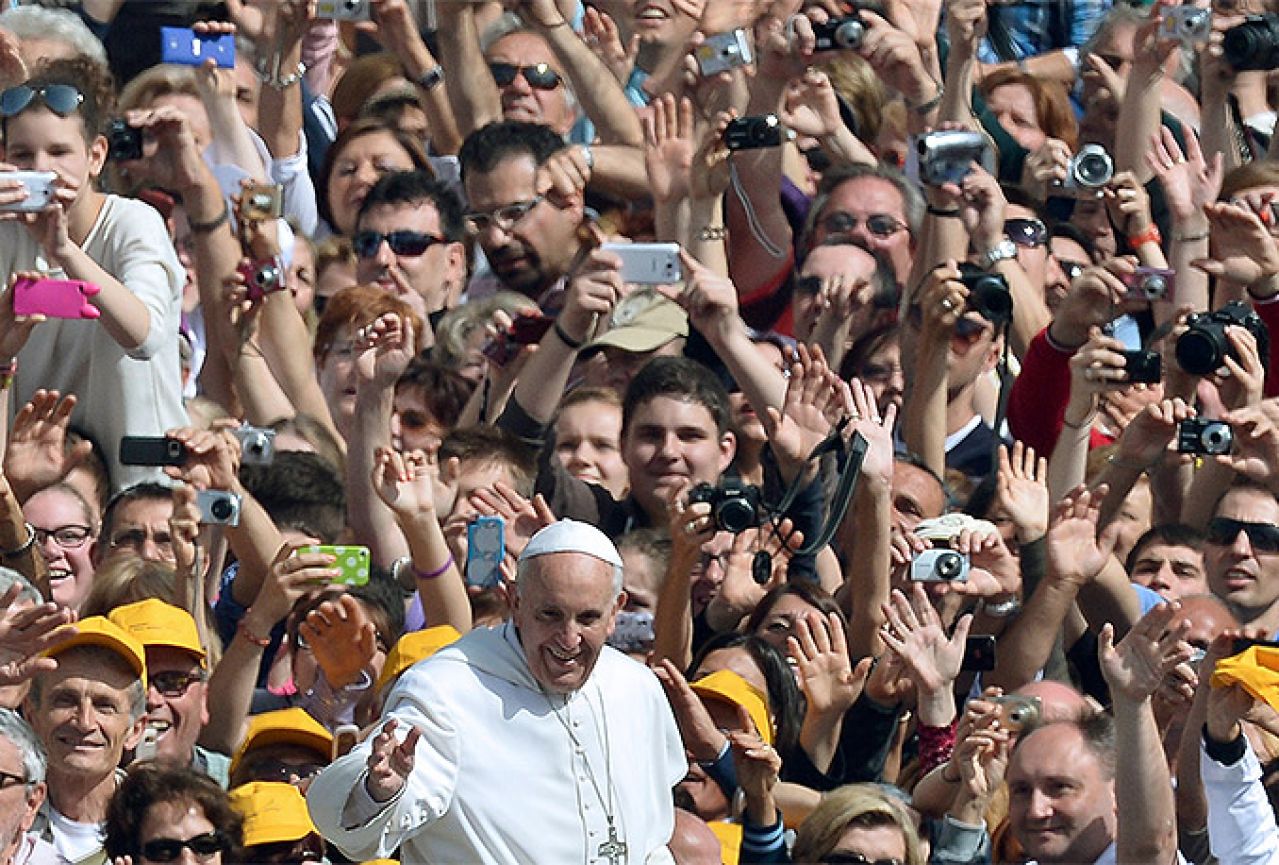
308, 520, 686, 863
1204, 481, 1279, 625
26, 617, 146, 865
108, 599, 227, 787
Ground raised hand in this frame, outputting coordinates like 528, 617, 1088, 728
954, 166, 1007, 253
1045, 485, 1117, 587
558, 245, 625, 345
1102, 171, 1155, 239
365, 718, 421, 802
660, 249, 740, 341
789, 612, 871, 719
3, 390, 91, 501
0, 583, 75, 686
1221, 398, 1279, 490
996, 442, 1049, 544
1194, 201, 1279, 286
879, 584, 971, 697
1098, 600, 1193, 703
252, 543, 340, 625
0, 27, 26, 89
780, 68, 845, 140
1113, 397, 1194, 472
467, 481, 556, 560
300, 594, 380, 688
162, 426, 241, 491
846, 376, 898, 487
372, 447, 437, 519
0, 273, 43, 363
1218, 325, 1266, 410
1021, 138, 1072, 202
1146, 126, 1222, 225
355, 311, 416, 390
644, 94, 696, 205
581, 7, 636, 84
652, 658, 728, 762
168, 483, 201, 587
761, 343, 845, 478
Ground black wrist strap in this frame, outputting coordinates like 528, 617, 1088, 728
188, 203, 230, 235
553, 320, 585, 350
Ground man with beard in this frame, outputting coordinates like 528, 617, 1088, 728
108, 599, 227, 786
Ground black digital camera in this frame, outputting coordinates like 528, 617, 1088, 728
1175, 300, 1270, 376
812, 15, 866, 51
958, 263, 1013, 327
724, 115, 785, 150
106, 119, 143, 162
1177, 419, 1234, 455
687, 479, 764, 534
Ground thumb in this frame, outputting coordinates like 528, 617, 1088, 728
851, 656, 873, 689
952, 613, 974, 648
761, 406, 783, 439
1098, 622, 1116, 659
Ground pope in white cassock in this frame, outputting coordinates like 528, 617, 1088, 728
306, 519, 687, 863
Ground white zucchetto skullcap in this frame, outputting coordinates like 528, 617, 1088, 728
521, 520, 623, 569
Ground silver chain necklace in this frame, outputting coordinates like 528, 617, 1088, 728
543, 684, 628, 865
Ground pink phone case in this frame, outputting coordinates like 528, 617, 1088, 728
12, 277, 101, 319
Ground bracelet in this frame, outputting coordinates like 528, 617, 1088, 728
1061, 413, 1096, 430
908, 82, 944, 115
926, 205, 960, 218
1175, 232, 1209, 243
1128, 224, 1162, 248
238, 618, 272, 648
0, 523, 33, 559
698, 225, 727, 241
187, 203, 230, 235
414, 553, 455, 581
553, 320, 586, 350
982, 597, 1022, 618
257, 60, 307, 90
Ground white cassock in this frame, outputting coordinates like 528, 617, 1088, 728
306, 623, 687, 864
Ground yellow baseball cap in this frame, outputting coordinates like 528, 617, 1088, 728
375, 625, 462, 693
44, 616, 146, 689
230, 708, 334, 775
690, 669, 772, 746
229, 782, 317, 846
108, 598, 206, 667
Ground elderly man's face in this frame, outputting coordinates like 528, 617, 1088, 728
487, 32, 576, 135
142, 647, 208, 766
0, 734, 43, 864
511, 553, 625, 694
811, 177, 913, 281
28, 651, 143, 783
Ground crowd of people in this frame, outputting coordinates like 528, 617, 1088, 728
0, 0, 1278, 862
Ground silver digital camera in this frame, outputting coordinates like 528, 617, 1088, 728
197, 490, 242, 526
1159, 6, 1212, 45
909, 548, 970, 582
695, 29, 753, 76
913, 129, 992, 187
1057, 144, 1114, 195
234, 425, 276, 466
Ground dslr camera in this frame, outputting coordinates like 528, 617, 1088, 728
1224, 15, 1279, 71
958, 263, 1013, 327
197, 490, 241, 526
1121, 266, 1174, 301
1055, 144, 1114, 196
1177, 418, 1234, 455
1175, 300, 1270, 376
914, 129, 991, 187
812, 15, 866, 51
688, 479, 764, 534
234, 425, 276, 465
1159, 6, 1211, 44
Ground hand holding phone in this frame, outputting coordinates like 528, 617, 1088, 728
12, 276, 101, 319
298, 545, 371, 586
466, 516, 505, 588
160, 27, 235, 68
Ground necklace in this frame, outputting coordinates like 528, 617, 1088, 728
544, 684, 628, 865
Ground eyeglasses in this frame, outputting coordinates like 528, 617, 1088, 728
1057, 258, 1088, 281
247, 757, 325, 784
140, 832, 227, 863
463, 196, 544, 234
1207, 517, 1279, 553
1005, 217, 1048, 248
488, 62, 563, 90
352, 229, 447, 258
109, 528, 173, 552
0, 84, 84, 117
824, 853, 904, 865
31, 524, 92, 549
149, 670, 203, 698
0, 770, 27, 790
819, 211, 907, 239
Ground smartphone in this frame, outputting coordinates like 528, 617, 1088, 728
106, 119, 143, 162
695, 29, 753, 76
993, 694, 1042, 731
160, 27, 235, 69
238, 183, 284, 221
119, 436, 188, 467
12, 276, 101, 319
961, 634, 996, 672
299, 545, 371, 586
0, 170, 57, 212
315, 0, 372, 20
600, 242, 682, 285
466, 516, 505, 589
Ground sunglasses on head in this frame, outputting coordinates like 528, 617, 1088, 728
1207, 517, 1279, 553
140, 832, 227, 863
0, 84, 83, 118
1005, 217, 1048, 248
820, 211, 906, 239
353, 229, 446, 258
488, 62, 562, 90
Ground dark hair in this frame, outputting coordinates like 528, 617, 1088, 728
100, 482, 171, 552
622, 356, 733, 438
1124, 522, 1206, 574
1001, 184, 1049, 217
3, 55, 114, 142
458, 120, 567, 180
105, 763, 244, 861
356, 170, 467, 244
1049, 220, 1098, 262
615, 527, 672, 577
840, 322, 901, 383
317, 118, 431, 233
689, 633, 803, 756
743, 582, 845, 636
396, 357, 475, 430
239, 452, 346, 543
438, 426, 537, 497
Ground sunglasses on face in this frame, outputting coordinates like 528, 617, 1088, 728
0, 84, 84, 117
824, 853, 904, 865
140, 832, 227, 863
149, 670, 203, 698
820, 211, 907, 239
1005, 217, 1048, 248
352, 229, 446, 258
463, 196, 543, 234
1207, 517, 1279, 553
488, 62, 562, 90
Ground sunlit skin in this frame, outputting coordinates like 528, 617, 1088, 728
142, 646, 208, 766
486, 32, 576, 136
326, 131, 418, 237
138, 801, 221, 865
1205, 487, 1279, 622
93, 496, 175, 566
829, 824, 910, 864
25, 486, 96, 611
0, 734, 44, 864
554, 399, 628, 499
891, 461, 946, 532
753, 593, 822, 652
1129, 541, 1207, 600
987, 83, 1047, 151
355, 200, 466, 314
810, 177, 913, 281
510, 553, 625, 695
621, 396, 735, 525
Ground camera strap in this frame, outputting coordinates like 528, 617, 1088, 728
768, 424, 869, 557
989, 318, 1015, 472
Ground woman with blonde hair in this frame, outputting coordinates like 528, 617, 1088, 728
791, 783, 926, 865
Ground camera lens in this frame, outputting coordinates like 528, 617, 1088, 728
716, 498, 757, 534
934, 551, 964, 580
1224, 15, 1279, 71
1140, 274, 1166, 298
1176, 326, 1226, 375
834, 20, 865, 48
1202, 424, 1233, 453
1073, 147, 1113, 187
211, 499, 232, 520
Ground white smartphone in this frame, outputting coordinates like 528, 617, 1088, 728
600, 242, 683, 285
0, 170, 57, 212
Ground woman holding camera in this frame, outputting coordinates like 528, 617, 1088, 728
0, 57, 187, 490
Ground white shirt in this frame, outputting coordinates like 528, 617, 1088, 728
307, 623, 687, 864
1201, 734, 1279, 865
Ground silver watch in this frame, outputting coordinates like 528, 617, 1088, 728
979, 238, 1017, 270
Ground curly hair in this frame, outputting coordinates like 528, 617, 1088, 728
105, 763, 244, 862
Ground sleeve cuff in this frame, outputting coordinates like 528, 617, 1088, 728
1203, 723, 1248, 766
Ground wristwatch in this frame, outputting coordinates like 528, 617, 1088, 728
979, 238, 1017, 270
415, 65, 445, 91
0, 523, 35, 559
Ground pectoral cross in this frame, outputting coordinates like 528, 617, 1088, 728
597, 821, 628, 865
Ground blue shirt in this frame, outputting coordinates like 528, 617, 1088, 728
965, 0, 1113, 63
